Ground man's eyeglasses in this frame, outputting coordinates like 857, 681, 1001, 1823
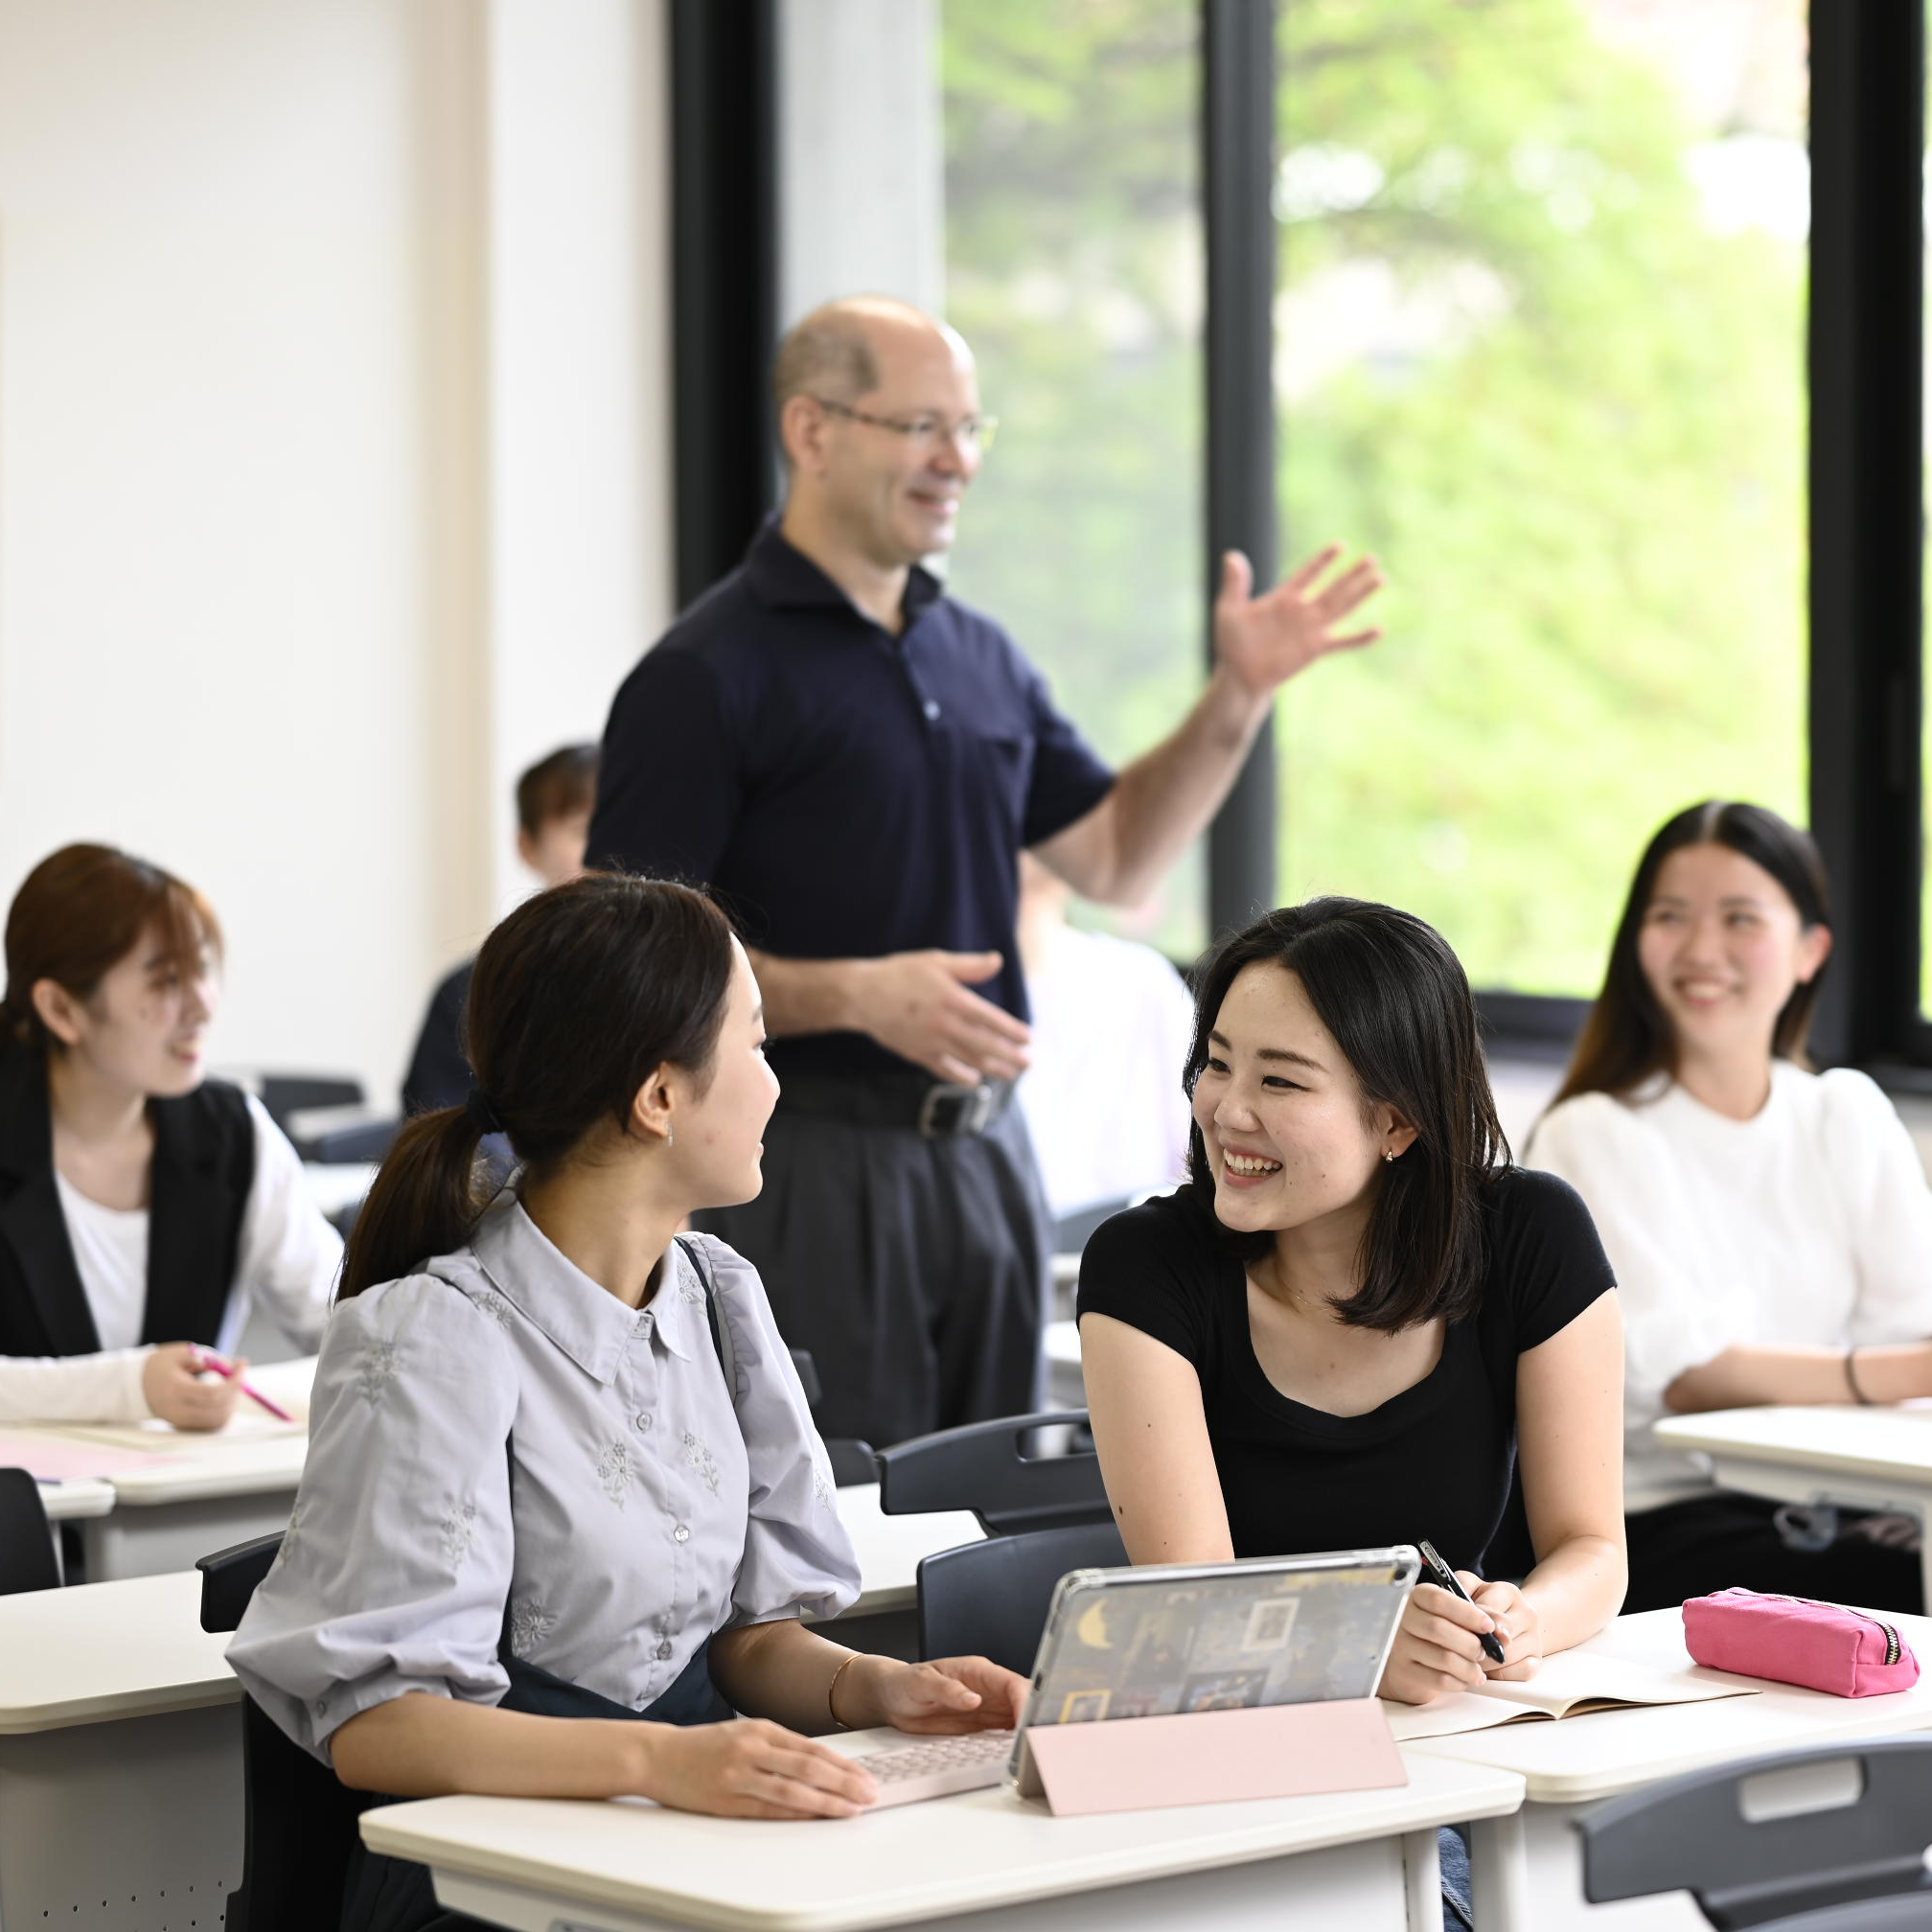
811, 398, 999, 454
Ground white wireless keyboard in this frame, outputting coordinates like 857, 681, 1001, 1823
840, 1729, 1018, 1808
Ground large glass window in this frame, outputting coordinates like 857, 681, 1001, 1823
1276, 0, 1809, 995
940, 0, 1208, 960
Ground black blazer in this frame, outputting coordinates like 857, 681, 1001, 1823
0, 1046, 256, 1358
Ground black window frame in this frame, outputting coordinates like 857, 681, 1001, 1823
672, 1, 1923, 1075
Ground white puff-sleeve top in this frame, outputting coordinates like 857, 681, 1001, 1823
227, 1196, 859, 1762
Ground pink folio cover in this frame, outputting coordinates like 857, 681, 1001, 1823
1020, 1697, 1408, 1817
1682, 1588, 1920, 1697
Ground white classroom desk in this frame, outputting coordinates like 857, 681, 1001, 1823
1408, 1604, 1932, 1932
0, 1570, 242, 1927
1653, 1403, 1932, 1608
361, 1747, 1523, 1932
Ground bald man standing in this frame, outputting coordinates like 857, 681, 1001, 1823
589, 298, 1383, 1447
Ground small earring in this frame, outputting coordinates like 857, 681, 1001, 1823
664, 1128, 675, 1151
1382, 1148, 1396, 1163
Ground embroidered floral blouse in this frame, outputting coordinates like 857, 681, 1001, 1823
227, 1196, 859, 1763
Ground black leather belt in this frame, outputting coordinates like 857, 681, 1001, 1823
778, 1073, 1016, 1138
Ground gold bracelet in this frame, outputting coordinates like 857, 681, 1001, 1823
826, 1652, 861, 1732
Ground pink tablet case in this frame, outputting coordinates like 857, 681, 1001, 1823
1682, 1589, 1920, 1697
1016, 1697, 1408, 1816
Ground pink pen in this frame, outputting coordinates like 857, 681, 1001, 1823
186, 1344, 295, 1423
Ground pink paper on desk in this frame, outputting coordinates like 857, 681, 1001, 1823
0, 1435, 186, 1481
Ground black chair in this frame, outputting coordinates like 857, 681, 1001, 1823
198, 1531, 377, 1932
0, 1468, 62, 1594
876, 1410, 1111, 1536
917, 1520, 1128, 1672
1577, 1736, 1932, 1929
789, 1347, 877, 1487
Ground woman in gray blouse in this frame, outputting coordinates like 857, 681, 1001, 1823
229, 875, 1024, 1928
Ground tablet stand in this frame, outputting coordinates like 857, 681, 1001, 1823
1015, 1698, 1407, 1817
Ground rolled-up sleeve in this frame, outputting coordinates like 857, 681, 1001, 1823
225, 1272, 518, 1762
692, 1237, 862, 1627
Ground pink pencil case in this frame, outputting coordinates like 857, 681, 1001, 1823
1682, 1588, 1920, 1697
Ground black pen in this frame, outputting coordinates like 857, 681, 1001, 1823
1417, 1539, 1507, 1667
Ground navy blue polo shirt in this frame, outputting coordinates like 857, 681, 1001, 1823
588, 522, 1116, 1082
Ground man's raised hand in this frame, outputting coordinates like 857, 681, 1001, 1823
1212, 545, 1385, 700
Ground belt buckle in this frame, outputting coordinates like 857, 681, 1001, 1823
917, 1081, 998, 1138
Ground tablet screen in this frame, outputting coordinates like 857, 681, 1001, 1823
1026, 1553, 1414, 1726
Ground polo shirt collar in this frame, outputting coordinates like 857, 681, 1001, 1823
744, 517, 944, 627
470, 1194, 700, 1382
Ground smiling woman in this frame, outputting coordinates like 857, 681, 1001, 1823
1530, 801, 1932, 1616
1076, 896, 1627, 1709
0, 843, 341, 1428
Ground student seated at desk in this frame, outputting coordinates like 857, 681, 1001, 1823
0, 844, 340, 1428
1529, 800, 1932, 1615
229, 875, 1024, 1932
1078, 899, 1627, 1708
401, 743, 597, 1117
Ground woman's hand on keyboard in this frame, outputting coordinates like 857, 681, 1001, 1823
838, 1654, 1029, 1735
641, 1717, 879, 1820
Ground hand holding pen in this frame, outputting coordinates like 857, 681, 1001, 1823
186, 1344, 295, 1422
1381, 1539, 1541, 1705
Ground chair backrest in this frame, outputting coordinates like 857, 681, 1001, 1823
1576, 1737, 1932, 1930
0, 1468, 61, 1595
917, 1521, 1128, 1673
197, 1530, 376, 1932
876, 1410, 1111, 1536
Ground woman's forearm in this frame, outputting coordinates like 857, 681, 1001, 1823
1521, 1533, 1626, 1656
1666, 1341, 1932, 1414
709, 1619, 861, 1735
330, 1690, 652, 1798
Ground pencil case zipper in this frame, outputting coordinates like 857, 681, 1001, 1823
1758, 1593, 1901, 1666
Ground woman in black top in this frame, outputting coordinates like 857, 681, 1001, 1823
1079, 898, 1625, 1707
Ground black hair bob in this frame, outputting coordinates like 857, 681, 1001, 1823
1184, 897, 1509, 1333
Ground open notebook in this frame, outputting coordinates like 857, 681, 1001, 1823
1382, 1649, 1760, 1741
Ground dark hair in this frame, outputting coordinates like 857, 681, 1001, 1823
1552, 800, 1830, 1108
340, 874, 737, 1299
1, 844, 222, 1057
1184, 898, 1508, 1332
515, 744, 599, 839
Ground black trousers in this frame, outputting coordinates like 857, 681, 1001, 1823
694, 1094, 1050, 1446
1624, 1493, 1923, 1615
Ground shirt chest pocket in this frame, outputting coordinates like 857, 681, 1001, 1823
955, 726, 1035, 834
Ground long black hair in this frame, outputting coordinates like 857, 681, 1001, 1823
1184, 897, 1509, 1332
340, 874, 737, 1299
1552, 800, 1830, 1108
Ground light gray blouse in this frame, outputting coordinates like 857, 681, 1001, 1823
227, 1196, 860, 1762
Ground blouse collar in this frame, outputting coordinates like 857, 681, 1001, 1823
468, 1194, 702, 1383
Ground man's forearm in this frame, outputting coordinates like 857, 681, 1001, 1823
1090, 668, 1270, 906
745, 950, 869, 1038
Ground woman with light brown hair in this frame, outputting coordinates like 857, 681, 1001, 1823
0, 843, 340, 1426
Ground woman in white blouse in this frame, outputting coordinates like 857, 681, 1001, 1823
1528, 800, 1932, 1613
0, 844, 340, 1427
229, 874, 1024, 1929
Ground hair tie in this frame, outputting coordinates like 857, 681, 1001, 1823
465, 1087, 504, 1137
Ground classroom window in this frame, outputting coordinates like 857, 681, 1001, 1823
1275, 0, 1810, 998
939, 0, 1208, 963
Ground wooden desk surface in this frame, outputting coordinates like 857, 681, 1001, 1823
0, 1571, 236, 1734
1407, 1604, 1932, 1805
361, 1748, 1523, 1932
1653, 1403, 1932, 1485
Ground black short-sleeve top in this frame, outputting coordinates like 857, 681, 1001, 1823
1075, 1168, 1616, 1575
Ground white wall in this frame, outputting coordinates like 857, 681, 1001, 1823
0, 0, 673, 1105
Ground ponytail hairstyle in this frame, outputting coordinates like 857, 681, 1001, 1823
2, 844, 221, 1058
1552, 800, 1830, 1108
1184, 898, 1508, 1332
339, 874, 738, 1299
